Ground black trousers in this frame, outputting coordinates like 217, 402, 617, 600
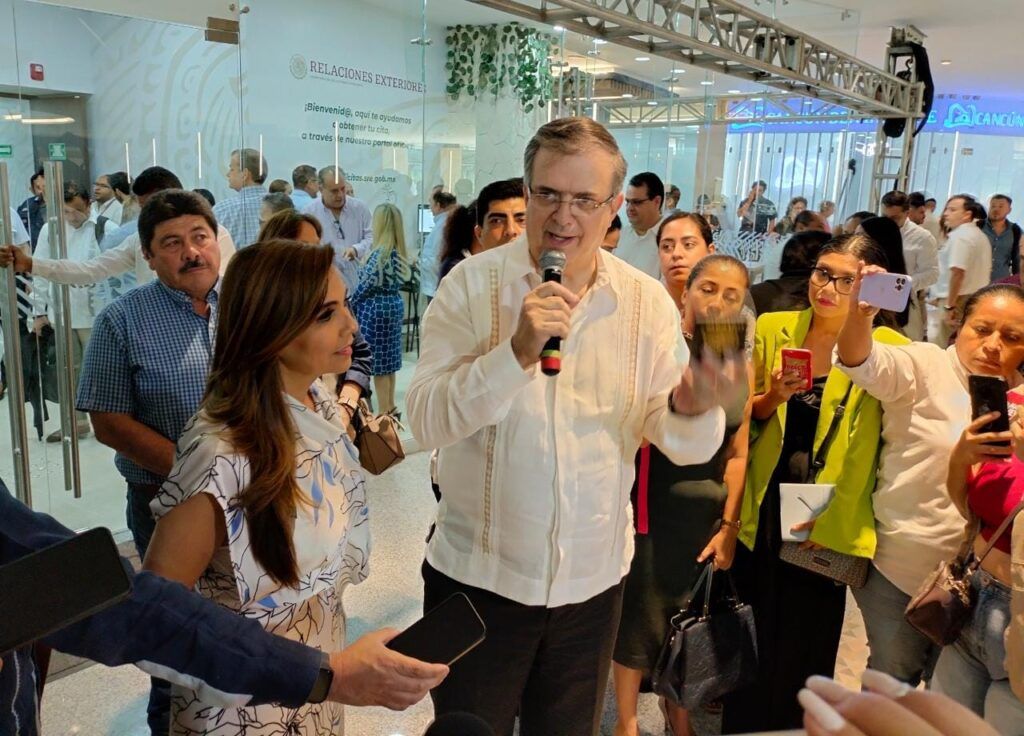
423, 562, 624, 736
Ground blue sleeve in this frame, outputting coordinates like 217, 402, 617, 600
0, 482, 320, 708
341, 327, 373, 397
76, 306, 134, 414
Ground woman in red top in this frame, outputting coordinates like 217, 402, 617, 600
940, 375, 1024, 733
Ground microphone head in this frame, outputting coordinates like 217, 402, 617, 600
539, 249, 567, 273
423, 712, 495, 736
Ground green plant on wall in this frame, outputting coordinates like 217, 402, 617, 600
446, 22, 556, 113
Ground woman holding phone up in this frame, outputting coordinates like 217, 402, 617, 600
612, 239, 752, 736
835, 273, 1024, 696
723, 234, 908, 733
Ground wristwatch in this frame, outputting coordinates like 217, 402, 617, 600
307, 651, 335, 704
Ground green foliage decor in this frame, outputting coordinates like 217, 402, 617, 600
446, 22, 556, 113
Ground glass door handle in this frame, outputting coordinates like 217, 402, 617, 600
43, 163, 82, 498
0, 163, 32, 505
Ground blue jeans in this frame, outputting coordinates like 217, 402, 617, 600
933, 570, 1024, 735
125, 482, 169, 736
852, 563, 940, 687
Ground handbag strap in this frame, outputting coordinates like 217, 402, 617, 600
684, 561, 743, 620
808, 382, 854, 480
970, 496, 1024, 569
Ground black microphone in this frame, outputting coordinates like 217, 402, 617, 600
423, 712, 495, 736
538, 249, 567, 376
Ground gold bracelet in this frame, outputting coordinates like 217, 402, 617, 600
720, 518, 741, 530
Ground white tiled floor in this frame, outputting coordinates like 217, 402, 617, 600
39, 448, 870, 736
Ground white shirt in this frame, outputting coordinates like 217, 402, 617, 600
31, 225, 236, 289
407, 235, 726, 607
946, 220, 992, 298
922, 213, 943, 244
90, 197, 123, 226
614, 220, 662, 279
7, 208, 29, 246
839, 343, 976, 595
33, 219, 106, 328
899, 218, 939, 293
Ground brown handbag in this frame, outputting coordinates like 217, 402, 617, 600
905, 498, 1024, 646
352, 399, 405, 475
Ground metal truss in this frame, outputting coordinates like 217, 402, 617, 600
468, 0, 924, 119
597, 92, 867, 126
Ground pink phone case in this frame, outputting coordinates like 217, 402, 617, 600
859, 273, 914, 312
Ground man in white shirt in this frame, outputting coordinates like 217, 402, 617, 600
938, 195, 991, 347
32, 181, 110, 440
881, 190, 938, 341
90, 173, 124, 226
614, 171, 663, 279
0, 167, 236, 299
289, 164, 319, 212
408, 117, 741, 735
419, 190, 456, 303
303, 166, 372, 292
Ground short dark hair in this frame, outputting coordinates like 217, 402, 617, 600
476, 178, 524, 228
629, 172, 665, 208
846, 210, 876, 229
779, 230, 831, 274
292, 165, 317, 188
139, 189, 217, 255
268, 179, 290, 194
133, 166, 183, 197
432, 190, 457, 209
108, 171, 130, 197
261, 192, 294, 215
963, 283, 1024, 322
991, 194, 1013, 207
880, 190, 910, 211
63, 180, 89, 205
794, 210, 825, 230
656, 211, 714, 248
908, 192, 927, 209
193, 188, 216, 207
29, 170, 44, 188
752, 180, 768, 190
607, 214, 622, 233
232, 148, 268, 185
925, 197, 937, 205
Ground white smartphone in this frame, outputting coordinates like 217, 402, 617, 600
859, 272, 914, 312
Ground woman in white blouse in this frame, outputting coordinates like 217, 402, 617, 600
837, 276, 1024, 688
143, 240, 445, 735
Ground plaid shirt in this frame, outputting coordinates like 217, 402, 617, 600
213, 185, 266, 248
77, 279, 220, 486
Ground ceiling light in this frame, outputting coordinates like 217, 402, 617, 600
750, 97, 764, 101
635, 56, 650, 62
700, 80, 714, 86
553, 25, 565, 32
3, 113, 23, 121
621, 93, 634, 98
647, 101, 658, 106
593, 38, 607, 45
941, 59, 952, 65
727, 89, 741, 94
20, 116, 74, 125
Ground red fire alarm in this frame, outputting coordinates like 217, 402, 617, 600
29, 64, 44, 82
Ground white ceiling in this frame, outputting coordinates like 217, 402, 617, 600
384, 0, 1022, 100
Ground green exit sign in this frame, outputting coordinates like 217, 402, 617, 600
48, 142, 67, 161
0, 145, 12, 158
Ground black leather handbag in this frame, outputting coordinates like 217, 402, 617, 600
651, 562, 758, 709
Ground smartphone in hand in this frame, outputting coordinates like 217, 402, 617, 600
780, 348, 813, 392
859, 273, 914, 312
692, 318, 746, 361
969, 374, 1011, 447
387, 592, 486, 666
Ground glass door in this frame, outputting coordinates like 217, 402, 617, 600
2, 0, 244, 534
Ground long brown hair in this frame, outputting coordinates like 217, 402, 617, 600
204, 238, 336, 586
258, 209, 323, 241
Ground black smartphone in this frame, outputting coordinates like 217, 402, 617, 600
692, 318, 746, 360
386, 592, 486, 666
969, 374, 1011, 446
0, 527, 131, 656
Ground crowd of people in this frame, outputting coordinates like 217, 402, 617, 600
0, 115, 1021, 736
